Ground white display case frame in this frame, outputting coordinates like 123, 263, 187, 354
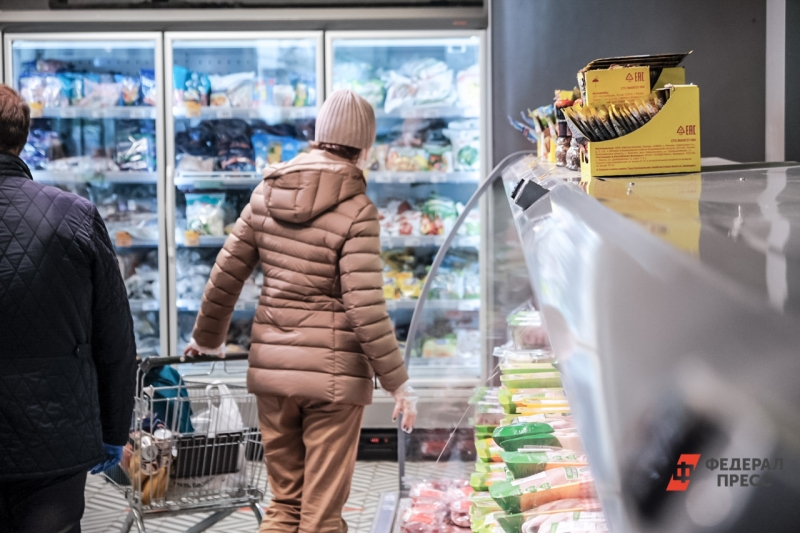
3, 32, 169, 358
164, 31, 325, 357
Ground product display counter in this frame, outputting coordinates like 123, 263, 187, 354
385, 153, 800, 533
505, 156, 800, 532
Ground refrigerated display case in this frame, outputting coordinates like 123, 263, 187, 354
3, 33, 167, 357
164, 32, 323, 358
327, 31, 488, 387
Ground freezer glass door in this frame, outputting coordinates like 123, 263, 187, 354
168, 34, 321, 358
329, 33, 484, 384
8, 35, 165, 357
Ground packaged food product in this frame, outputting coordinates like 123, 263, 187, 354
493, 420, 573, 447
498, 389, 566, 415
501, 450, 588, 479
470, 491, 503, 517
387, 146, 429, 172
19, 73, 69, 108
500, 373, 563, 390
422, 335, 457, 358
173, 65, 189, 105
117, 74, 141, 106
471, 469, 512, 491
185, 193, 226, 236
116, 128, 155, 172
456, 64, 481, 108
496, 499, 603, 533
443, 123, 480, 171
475, 438, 504, 463
272, 84, 296, 107
489, 467, 596, 515
384, 72, 416, 114
209, 72, 256, 108
524, 511, 607, 533
141, 69, 157, 106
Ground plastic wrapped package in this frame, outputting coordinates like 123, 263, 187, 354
176, 154, 215, 172
500, 372, 562, 390
498, 389, 566, 415
22, 129, 63, 170
456, 64, 481, 108
209, 72, 255, 107
384, 72, 416, 114
444, 121, 480, 171
496, 499, 603, 533
116, 127, 156, 172
506, 302, 550, 350
141, 69, 157, 106
185, 193, 226, 236
523, 511, 607, 533
19, 73, 68, 107
501, 450, 588, 480
76, 74, 122, 108
117, 75, 141, 106
176, 250, 213, 301
43, 155, 120, 173
489, 467, 596, 514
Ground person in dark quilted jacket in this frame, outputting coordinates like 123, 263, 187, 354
0, 85, 137, 532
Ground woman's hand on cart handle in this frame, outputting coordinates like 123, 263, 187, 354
391, 383, 418, 433
184, 337, 227, 358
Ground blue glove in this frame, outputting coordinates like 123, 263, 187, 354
89, 443, 124, 475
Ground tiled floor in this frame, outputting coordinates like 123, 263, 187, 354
82, 459, 473, 533
82, 462, 401, 533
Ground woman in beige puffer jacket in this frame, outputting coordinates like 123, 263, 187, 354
185, 90, 416, 533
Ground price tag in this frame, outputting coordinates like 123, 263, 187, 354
216, 108, 233, 119
91, 109, 104, 119
115, 231, 132, 247
404, 238, 421, 247
373, 173, 389, 183
62, 108, 77, 119
131, 108, 148, 119
184, 230, 200, 247
29, 102, 44, 118
185, 102, 202, 118
399, 173, 415, 183
142, 301, 159, 311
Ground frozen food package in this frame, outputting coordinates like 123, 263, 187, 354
415, 68, 456, 107
19, 73, 68, 108
185, 193, 226, 236
117, 74, 141, 106
140, 69, 157, 106
173, 65, 189, 105
386, 146, 429, 172
209, 71, 256, 108
443, 125, 480, 171
384, 72, 416, 114
493, 420, 572, 446
489, 467, 596, 515
176, 154, 215, 172
77, 74, 122, 108
273, 84, 296, 107
116, 130, 155, 172
501, 450, 588, 480
422, 336, 458, 358
456, 64, 481, 108
184, 71, 211, 106
349, 79, 386, 108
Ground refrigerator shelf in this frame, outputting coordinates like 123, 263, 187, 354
178, 235, 227, 247
374, 106, 479, 120
129, 299, 161, 312
385, 299, 480, 312
381, 235, 480, 249
172, 105, 317, 121
174, 172, 262, 189
32, 106, 157, 120
367, 171, 480, 184
177, 299, 258, 312
32, 170, 158, 185
113, 234, 159, 248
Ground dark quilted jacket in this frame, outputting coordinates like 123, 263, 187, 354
0, 153, 137, 480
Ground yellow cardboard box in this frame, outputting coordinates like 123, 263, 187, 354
580, 84, 701, 178
579, 66, 686, 105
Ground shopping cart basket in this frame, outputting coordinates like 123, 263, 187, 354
105, 354, 267, 533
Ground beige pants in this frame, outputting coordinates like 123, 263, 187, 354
257, 395, 364, 533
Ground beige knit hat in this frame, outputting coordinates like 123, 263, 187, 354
315, 89, 376, 149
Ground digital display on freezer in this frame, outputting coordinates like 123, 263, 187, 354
8, 36, 165, 357
330, 33, 484, 383
168, 35, 321, 356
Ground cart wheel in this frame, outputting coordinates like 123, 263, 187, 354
250, 502, 265, 525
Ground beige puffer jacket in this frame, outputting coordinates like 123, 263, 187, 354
191, 149, 408, 405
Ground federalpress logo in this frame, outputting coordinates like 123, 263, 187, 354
666, 454, 701, 491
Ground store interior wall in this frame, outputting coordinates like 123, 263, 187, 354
491, 0, 768, 164
787, 0, 800, 162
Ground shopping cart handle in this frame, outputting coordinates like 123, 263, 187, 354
139, 353, 249, 373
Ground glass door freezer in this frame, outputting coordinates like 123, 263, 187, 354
326, 30, 488, 387
4, 33, 168, 357
165, 32, 324, 360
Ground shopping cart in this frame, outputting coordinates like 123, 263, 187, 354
105, 354, 267, 533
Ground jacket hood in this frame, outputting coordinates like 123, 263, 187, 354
262, 149, 366, 224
